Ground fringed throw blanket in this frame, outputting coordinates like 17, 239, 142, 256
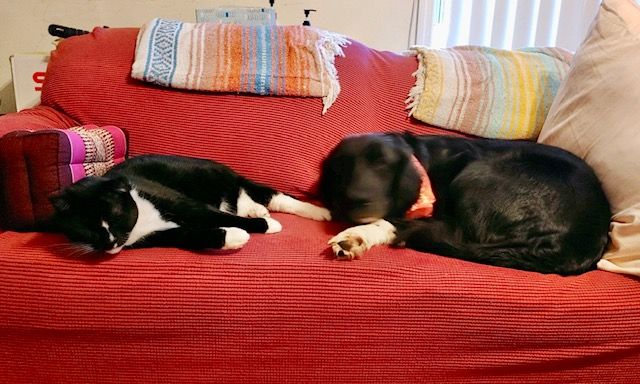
132, 18, 349, 114
406, 46, 572, 140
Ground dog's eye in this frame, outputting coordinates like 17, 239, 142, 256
369, 157, 387, 168
365, 148, 382, 163
367, 152, 389, 168
328, 156, 352, 173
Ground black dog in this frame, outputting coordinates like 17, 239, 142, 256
320, 133, 611, 275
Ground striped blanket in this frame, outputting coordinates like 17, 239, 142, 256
406, 46, 573, 140
132, 18, 349, 114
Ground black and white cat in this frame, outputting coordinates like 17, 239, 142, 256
49, 154, 331, 254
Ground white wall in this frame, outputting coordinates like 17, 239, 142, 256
0, 0, 414, 114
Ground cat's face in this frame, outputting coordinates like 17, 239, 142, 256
50, 176, 138, 254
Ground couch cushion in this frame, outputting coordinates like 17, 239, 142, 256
538, 0, 640, 276
41, 27, 450, 200
1, 214, 639, 383
0, 125, 127, 230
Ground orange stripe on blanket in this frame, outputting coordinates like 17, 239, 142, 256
132, 18, 349, 113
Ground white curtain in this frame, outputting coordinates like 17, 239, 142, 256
409, 0, 601, 51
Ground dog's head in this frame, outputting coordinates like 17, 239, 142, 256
319, 133, 421, 223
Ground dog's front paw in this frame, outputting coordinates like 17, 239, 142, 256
327, 220, 396, 261
328, 231, 367, 260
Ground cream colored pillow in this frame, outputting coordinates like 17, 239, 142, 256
538, 0, 640, 276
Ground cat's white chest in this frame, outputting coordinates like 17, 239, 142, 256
116, 189, 178, 251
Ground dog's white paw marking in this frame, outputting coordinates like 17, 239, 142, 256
222, 227, 250, 249
236, 189, 270, 218
329, 232, 367, 260
268, 193, 332, 221
328, 220, 396, 260
264, 217, 282, 234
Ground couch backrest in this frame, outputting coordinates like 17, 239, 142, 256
41, 27, 448, 199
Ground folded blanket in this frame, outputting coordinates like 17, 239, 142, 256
406, 46, 572, 140
132, 18, 349, 114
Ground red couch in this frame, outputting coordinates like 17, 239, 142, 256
1, 27, 639, 383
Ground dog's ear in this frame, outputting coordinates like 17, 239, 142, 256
104, 175, 131, 196
402, 131, 418, 148
318, 155, 336, 209
387, 138, 422, 217
382, 132, 415, 156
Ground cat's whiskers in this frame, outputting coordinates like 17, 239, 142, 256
47, 242, 97, 258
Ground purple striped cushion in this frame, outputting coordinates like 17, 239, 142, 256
0, 125, 127, 230
58, 125, 128, 183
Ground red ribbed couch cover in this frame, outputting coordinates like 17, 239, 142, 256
1, 28, 639, 383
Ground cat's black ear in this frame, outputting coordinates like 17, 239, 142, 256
49, 191, 72, 214
108, 176, 131, 194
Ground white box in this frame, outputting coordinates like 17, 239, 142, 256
10, 53, 49, 111
196, 7, 277, 25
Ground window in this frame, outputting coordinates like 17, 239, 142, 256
409, 0, 601, 51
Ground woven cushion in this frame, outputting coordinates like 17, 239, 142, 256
406, 46, 572, 140
0, 125, 127, 230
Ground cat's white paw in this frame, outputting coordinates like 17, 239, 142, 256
264, 217, 282, 234
267, 194, 332, 221
221, 227, 250, 249
245, 203, 270, 218
305, 206, 332, 221
236, 189, 270, 218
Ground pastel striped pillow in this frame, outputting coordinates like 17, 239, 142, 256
406, 46, 573, 140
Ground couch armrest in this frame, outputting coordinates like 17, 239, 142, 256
0, 106, 77, 232
0, 106, 77, 138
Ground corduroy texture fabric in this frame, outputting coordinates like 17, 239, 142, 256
406, 46, 572, 140
41, 27, 448, 201
0, 125, 127, 230
1, 215, 640, 383
1, 27, 639, 383
132, 19, 349, 114
0, 105, 77, 138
